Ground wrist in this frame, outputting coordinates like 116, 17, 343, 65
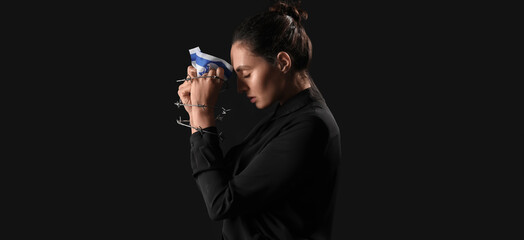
190, 109, 215, 130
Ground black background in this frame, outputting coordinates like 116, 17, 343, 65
25, 1, 523, 239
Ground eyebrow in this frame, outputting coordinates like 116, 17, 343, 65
235, 65, 251, 72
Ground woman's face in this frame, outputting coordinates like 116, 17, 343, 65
230, 42, 284, 109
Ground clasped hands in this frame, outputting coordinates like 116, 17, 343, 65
177, 66, 225, 133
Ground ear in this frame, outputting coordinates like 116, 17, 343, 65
276, 51, 292, 73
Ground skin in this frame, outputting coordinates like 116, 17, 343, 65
177, 41, 311, 133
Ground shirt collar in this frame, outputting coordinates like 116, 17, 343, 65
271, 88, 314, 120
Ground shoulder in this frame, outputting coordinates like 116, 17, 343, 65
304, 100, 338, 128
285, 101, 339, 138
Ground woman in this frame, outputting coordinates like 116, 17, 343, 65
178, 1, 341, 239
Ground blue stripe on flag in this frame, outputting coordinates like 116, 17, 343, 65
189, 46, 233, 80
194, 57, 233, 79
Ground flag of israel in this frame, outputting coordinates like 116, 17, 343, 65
189, 47, 233, 80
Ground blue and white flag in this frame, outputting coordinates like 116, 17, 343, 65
189, 47, 233, 80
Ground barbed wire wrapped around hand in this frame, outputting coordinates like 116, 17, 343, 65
174, 99, 230, 141
174, 47, 234, 141
175, 116, 224, 141
174, 99, 231, 121
176, 75, 229, 92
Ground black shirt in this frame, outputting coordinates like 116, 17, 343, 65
189, 88, 341, 240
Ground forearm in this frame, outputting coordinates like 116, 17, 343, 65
190, 127, 231, 220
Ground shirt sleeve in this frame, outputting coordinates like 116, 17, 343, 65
189, 117, 328, 221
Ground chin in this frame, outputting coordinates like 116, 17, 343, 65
255, 101, 271, 109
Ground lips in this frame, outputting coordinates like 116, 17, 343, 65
248, 96, 256, 103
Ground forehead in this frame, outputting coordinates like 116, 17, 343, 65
230, 42, 263, 68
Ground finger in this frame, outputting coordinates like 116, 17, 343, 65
179, 81, 190, 92
178, 81, 191, 96
181, 79, 191, 88
216, 67, 225, 79
216, 67, 225, 83
187, 66, 197, 78
179, 78, 191, 88
206, 68, 216, 80
178, 87, 188, 99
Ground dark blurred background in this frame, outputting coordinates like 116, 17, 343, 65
36, 1, 522, 239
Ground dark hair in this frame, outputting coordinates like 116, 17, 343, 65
232, 0, 324, 101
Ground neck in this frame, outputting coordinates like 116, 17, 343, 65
279, 71, 311, 105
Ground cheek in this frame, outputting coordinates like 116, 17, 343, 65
250, 72, 268, 93
260, 72, 282, 95
254, 76, 280, 108
257, 67, 280, 88
253, 73, 274, 97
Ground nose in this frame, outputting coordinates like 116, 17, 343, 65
237, 78, 248, 93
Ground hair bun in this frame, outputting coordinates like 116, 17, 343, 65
269, 0, 308, 24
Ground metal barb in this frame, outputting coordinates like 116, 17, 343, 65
174, 99, 209, 109
221, 107, 231, 115
175, 116, 224, 142
176, 75, 224, 82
